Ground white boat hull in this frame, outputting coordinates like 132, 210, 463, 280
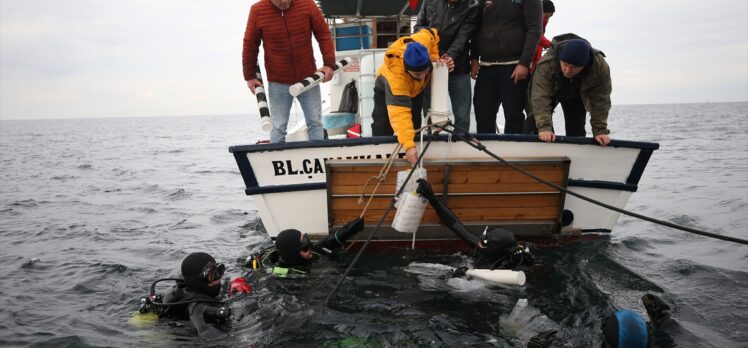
230, 135, 658, 243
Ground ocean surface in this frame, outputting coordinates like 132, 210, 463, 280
1, 102, 746, 347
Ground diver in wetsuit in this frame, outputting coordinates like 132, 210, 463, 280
524, 293, 699, 348
142, 252, 251, 339
415, 179, 534, 269
257, 218, 366, 275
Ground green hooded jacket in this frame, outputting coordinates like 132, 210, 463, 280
529, 33, 612, 136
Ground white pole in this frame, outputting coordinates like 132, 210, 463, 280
289, 58, 352, 97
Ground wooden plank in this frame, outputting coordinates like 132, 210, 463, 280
331, 195, 560, 210
331, 206, 559, 224
329, 182, 562, 195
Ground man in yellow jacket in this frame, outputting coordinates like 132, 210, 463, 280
371, 28, 451, 164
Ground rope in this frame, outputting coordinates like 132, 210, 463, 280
357, 143, 403, 216
324, 136, 435, 304
435, 124, 748, 246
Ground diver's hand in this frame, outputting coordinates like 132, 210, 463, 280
229, 277, 251, 298
642, 293, 671, 328
416, 179, 434, 198
348, 217, 365, 233
527, 330, 557, 348
338, 217, 364, 235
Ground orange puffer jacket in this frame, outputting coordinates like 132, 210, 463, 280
242, 0, 335, 84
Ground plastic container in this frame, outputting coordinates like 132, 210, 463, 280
394, 168, 427, 207
322, 112, 356, 129
335, 25, 371, 51
391, 191, 428, 233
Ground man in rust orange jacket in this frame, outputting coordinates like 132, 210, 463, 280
371, 28, 449, 164
242, 0, 336, 143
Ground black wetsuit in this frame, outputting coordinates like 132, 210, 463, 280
159, 282, 229, 339
416, 179, 529, 268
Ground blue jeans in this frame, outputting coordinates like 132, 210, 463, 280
422, 73, 472, 131
267, 82, 324, 143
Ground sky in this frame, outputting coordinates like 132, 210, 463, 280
0, 0, 747, 120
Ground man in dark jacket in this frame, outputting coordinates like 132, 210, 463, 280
242, 0, 336, 143
525, 34, 612, 146
471, 0, 542, 134
415, 0, 481, 131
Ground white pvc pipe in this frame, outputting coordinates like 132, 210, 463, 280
429, 62, 451, 124
289, 58, 352, 97
465, 269, 526, 286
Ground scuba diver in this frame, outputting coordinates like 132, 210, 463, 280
523, 293, 694, 348
137, 252, 252, 339
252, 217, 366, 276
415, 178, 534, 269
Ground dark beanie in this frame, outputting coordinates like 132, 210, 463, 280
543, 0, 555, 13
403, 42, 431, 72
559, 39, 591, 67
181, 252, 215, 278
603, 309, 648, 348
275, 229, 308, 266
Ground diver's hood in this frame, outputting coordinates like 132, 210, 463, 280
275, 229, 312, 267
181, 252, 221, 298
482, 227, 517, 256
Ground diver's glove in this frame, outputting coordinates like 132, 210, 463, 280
332, 217, 365, 245
416, 179, 437, 201
642, 293, 671, 328
451, 266, 468, 278
526, 330, 557, 348
229, 277, 251, 298
315, 217, 365, 251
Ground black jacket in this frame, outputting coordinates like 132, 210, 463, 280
415, 0, 481, 75
472, 0, 542, 67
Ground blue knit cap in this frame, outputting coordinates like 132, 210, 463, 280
404, 42, 430, 72
559, 39, 591, 67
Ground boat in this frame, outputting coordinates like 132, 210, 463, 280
229, 0, 659, 250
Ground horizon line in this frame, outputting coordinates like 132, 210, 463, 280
1, 100, 746, 122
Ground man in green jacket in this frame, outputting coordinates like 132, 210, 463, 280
526, 34, 612, 146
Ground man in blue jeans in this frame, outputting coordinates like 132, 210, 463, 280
242, 0, 335, 143
415, 0, 481, 131
265, 82, 325, 143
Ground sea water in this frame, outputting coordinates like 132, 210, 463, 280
0, 102, 746, 347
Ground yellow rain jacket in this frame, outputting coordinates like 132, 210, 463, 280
376, 28, 440, 150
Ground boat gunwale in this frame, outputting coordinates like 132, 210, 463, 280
228, 134, 660, 154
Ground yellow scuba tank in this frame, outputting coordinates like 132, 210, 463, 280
128, 311, 159, 328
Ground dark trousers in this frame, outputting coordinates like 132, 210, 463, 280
473, 65, 528, 134
371, 85, 423, 136
524, 96, 587, 136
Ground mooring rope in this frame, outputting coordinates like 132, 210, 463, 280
435, 124, 748, 246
